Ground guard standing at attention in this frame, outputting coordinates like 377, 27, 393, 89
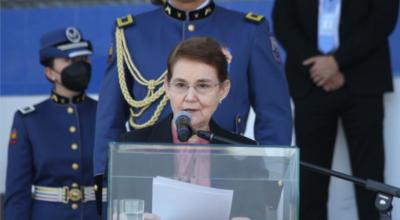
5, 27, 102, 220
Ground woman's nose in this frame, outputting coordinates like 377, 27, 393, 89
184, 86, 197, 102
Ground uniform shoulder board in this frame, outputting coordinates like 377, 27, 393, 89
18, 105, 35, 115
245, 12, 265, 24
116, 14, 135, 28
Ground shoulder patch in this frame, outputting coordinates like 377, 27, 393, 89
107, 46, 113, 64
245, 12, 265, 24
116, 14, 135, 28
18, 106, 35, 115
9, 129, 17, 145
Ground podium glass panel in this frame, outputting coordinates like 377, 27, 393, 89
108, 143, 299, 220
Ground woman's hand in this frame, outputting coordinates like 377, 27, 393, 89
143, 213, 161, 220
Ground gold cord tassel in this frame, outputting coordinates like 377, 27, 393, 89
116, 28, 169, 129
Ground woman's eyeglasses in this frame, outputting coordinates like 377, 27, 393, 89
169, 81, 221, 94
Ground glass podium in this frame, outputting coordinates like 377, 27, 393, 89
108, 143, 299, 220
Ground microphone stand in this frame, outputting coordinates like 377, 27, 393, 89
301, 161, 399, 220
195, 130, 400, 220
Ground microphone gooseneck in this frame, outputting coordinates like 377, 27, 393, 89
196, 130, 213, 141
195, 130, 242, 145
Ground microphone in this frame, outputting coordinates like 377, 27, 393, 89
173, 111, 193, 142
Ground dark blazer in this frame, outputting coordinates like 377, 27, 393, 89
273, 0, 399, 98
119, 114, 256, 145
116, 114, 275, 220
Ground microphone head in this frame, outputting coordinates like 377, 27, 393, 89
173, 111, 193, 142
173, 111, 192, 124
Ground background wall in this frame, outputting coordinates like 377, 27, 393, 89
1, 1, 399, 219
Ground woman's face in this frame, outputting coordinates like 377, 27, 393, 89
45, 56, 89, 84
165, 58, 230, 130
45, 57, 73, 84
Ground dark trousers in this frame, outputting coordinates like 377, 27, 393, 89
294, 88, 384, 220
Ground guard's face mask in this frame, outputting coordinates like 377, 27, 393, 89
61, 61, 92, 92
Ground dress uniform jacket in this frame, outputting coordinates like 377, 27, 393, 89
94, 1, 292, 176
5, 92, 99, 220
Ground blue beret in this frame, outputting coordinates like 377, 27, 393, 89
39, 27, 93, 65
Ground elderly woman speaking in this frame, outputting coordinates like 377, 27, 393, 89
121, 36, 255, 145
119, 37, 267, 220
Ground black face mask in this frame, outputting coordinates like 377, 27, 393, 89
61, 61, 92, 92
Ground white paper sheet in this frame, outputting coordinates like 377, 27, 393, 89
152, 176, 233, 220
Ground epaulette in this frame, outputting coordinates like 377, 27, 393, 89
116, 14, 135, 28
19, 105, 35, 115
245, 12, 265, 24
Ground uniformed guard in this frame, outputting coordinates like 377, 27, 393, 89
94, 0, 293, 215
5, 27, 103, 220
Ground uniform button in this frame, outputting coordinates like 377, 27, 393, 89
71, 143, 78, 150
67, 107, 74, 114
71, 182, 79, 188
71, 203, 79, 210
69, 126, 76, 133
72, 163, 79, 170
188, 24, 195, 32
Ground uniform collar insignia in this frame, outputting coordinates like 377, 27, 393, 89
50, 91, 86, 104
163, 1, 215, 21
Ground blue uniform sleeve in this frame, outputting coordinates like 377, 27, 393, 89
5, 112, 33, 220
248, 21, 293, 146
93, 32, 130, 175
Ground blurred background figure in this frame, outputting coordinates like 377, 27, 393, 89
4, 27, 100, 220
273, 0, 399, 219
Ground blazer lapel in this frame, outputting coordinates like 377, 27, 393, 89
147, 114, 173, 143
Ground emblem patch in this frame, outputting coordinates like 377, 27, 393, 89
107, 46, 113, 64
65, 27, 81, 43
9, 129, 17, 145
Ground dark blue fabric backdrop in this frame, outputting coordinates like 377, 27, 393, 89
1, 1, 399, 95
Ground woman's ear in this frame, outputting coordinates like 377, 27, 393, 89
44, 67, 56, 82
220, 79, 231, 102
163, 76, 170, 98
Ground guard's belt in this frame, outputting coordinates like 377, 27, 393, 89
33, 185, 107, 203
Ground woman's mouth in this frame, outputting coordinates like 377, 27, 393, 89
183, 108, 198, 113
